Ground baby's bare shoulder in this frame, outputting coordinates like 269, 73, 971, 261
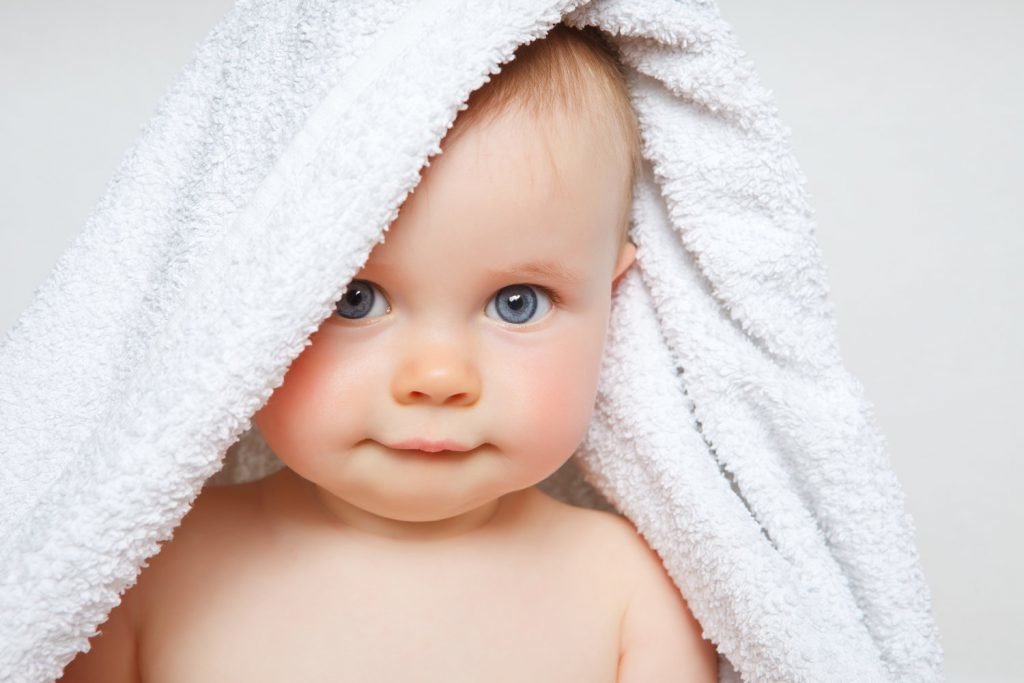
133, 482, 263, 626
146, 481, 261, 571
529, 492, 646, 579
539, 497, 717, 680
59, 483, 259, 682
607, 518, 719, 681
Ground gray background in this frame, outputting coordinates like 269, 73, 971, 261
1, 2, 1019, 680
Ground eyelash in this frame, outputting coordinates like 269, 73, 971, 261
529, 284, 562, 307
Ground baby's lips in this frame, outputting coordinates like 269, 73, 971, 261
386, 438, 474, 453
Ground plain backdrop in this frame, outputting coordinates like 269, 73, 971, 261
1, 2, 1020, 681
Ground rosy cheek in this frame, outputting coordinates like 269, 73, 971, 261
255, 330, 367, 466
513, 324, 606, 464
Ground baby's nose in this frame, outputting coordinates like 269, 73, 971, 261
390, 342, 481, 407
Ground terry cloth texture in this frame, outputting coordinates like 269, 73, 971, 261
0, 0, 943, 681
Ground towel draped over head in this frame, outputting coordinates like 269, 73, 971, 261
0, 0, 943, 680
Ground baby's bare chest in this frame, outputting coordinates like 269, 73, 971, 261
138, 519, 625, 682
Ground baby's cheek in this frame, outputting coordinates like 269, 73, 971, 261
514, 329, 605, 463
257, 331, 373, 465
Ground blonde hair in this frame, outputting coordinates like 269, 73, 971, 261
444, 23, 642, 245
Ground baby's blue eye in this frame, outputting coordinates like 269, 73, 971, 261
336, 279, 389, 319
485, 285, 553, 325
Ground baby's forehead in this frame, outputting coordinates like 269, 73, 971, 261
456, 104, 631, 230
371, 122, 624, 278
446, 102, 629, 193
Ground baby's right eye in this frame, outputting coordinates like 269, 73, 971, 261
335, 279, 390, 320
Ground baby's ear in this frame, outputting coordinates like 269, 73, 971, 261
612, 241, 637, 288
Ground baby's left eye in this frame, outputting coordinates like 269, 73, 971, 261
485, 284, 554, 325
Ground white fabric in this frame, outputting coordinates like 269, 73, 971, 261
0, 0, 944, 680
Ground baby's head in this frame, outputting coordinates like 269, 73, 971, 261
253, 24, 641, 538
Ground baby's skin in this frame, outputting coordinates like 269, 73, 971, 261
60, 100, 718, 681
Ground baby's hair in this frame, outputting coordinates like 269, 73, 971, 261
444, 23, 642, 247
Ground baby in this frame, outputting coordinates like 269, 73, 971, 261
61, 24, 718, 682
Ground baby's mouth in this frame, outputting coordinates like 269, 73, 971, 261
387, 438, 473, 453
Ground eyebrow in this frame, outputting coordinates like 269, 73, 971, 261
485, 261, 583, 285
363, 259, 584, 286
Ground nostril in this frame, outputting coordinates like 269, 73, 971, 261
407, 391, 471, 405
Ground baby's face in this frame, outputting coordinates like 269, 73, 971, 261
253, 102, 635, 536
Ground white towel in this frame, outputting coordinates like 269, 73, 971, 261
0, 0, 944, 680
